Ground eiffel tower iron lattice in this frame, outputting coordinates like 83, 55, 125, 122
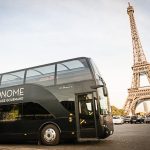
124, 3, 150, 115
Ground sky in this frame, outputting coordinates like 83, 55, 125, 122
0, 0, 150, 110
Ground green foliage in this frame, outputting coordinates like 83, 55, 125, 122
111, 105, 125, 116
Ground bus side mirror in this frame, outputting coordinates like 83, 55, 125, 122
103, 86, 108, 96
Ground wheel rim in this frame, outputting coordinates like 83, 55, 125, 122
44, 128, 56, 142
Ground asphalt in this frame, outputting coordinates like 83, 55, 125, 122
0, 124, 149, 150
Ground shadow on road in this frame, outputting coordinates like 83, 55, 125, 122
0, 139, 115, 150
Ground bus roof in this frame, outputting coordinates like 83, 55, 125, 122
0, 57, 91, 75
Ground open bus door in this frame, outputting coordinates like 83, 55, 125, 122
75, 93, 98, 140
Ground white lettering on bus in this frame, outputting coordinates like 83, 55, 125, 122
0, 88, 24, 99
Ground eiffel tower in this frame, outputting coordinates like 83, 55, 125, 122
124, 3, 150, 115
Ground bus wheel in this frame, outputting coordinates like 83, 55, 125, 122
41, 124, 60, 146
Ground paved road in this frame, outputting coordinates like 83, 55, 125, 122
0, 124, 149, 150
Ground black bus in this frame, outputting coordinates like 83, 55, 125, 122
0, 57, 113, 145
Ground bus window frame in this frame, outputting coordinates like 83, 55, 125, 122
0, 57, 94, 88
55, 58, 94, 85
0, 71, 25, 88
25, 64, 56, 86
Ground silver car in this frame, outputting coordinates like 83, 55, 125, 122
145, 116, 150, 123
113, 116, 124, 124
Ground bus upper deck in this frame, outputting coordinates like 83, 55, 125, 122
0, 57, 93, 88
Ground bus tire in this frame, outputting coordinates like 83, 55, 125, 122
41, 124, 60, 146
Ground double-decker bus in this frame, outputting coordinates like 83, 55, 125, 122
0, 57, 113, 145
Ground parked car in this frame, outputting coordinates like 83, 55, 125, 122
130, 115, 144, 124
145, 116, 150, 123
113, 116, 124, 124
130, 115, 137, 124
124, 116, 131, 123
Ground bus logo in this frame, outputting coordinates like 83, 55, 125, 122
0, 87, 24, 103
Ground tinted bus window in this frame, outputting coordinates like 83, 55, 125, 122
56, 59, 92, 84
26, 65, 55, 86
1, 71, 25, 87
0, 104, 22, 121
61, 101, 75, 114
22, 102, 53, 119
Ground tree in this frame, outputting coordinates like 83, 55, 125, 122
111, 105, 125, 116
